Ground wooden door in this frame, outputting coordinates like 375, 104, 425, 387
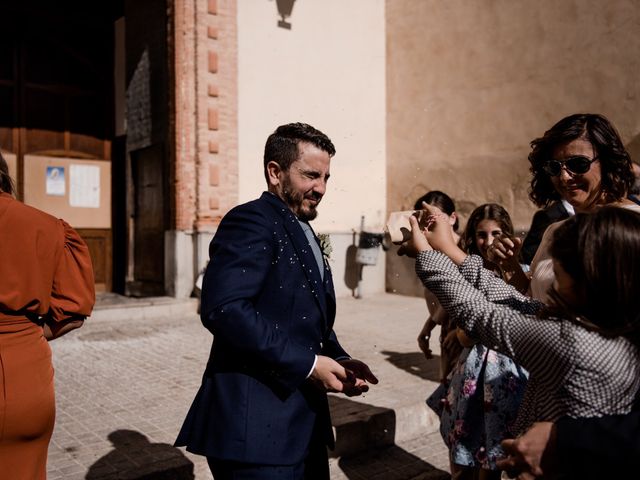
128, 145, 166, 296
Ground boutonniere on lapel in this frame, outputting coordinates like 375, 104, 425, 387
317, 233, 332, 261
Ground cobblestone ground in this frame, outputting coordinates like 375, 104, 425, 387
48, 314, 214, 479
47, 294, 451, 479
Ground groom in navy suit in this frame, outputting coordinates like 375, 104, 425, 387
176, 123, 378, 479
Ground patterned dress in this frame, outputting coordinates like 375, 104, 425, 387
427, 332, 528, 469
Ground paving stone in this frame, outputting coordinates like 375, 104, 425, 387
47, 293, 451, 479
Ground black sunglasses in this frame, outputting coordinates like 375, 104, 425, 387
542, 155, 598, 177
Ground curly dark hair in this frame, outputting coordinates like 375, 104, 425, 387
0, 150, 16, 195
462, 203, 514, 257
413, 190, 459, 232
528, 114, 634, 208
263, 123, 335, 183
550, 206, 640, 346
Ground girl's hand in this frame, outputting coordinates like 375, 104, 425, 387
397, 213, 432, 258
399, 203, 468, 266
419, 202, 457, 252
488, 234, 531, 293
417, 333, 433, 359
487, 234, 522, 268
420, 202, 468, 265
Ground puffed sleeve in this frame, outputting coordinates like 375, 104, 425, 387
48, 220, 95, 323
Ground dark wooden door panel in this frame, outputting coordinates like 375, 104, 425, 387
129, 144, 165, 295
76, 228, 112, 293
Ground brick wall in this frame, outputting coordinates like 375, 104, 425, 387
171, 0, 195, 231
172, 0, 238, 233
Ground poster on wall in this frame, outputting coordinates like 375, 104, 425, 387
70, 164, 100, 208
45, 166, 66, 196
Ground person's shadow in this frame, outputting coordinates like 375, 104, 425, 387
86, 430, 194, 479
380, 349, 442, 382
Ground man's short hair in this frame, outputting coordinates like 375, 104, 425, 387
263, 123, 336, 182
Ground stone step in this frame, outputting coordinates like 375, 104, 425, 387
330, 395, 441, 458
91, 293, 198, 322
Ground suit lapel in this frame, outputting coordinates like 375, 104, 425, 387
262, 193, 329, 323
323, 264, 336, 330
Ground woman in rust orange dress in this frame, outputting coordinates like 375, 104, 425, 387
0, 152, 95, 479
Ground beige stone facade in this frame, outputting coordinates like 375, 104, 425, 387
5, 2, 637, 298
169, 0, 387, 299
118, 0, 640, 298
385, 0, 640, 296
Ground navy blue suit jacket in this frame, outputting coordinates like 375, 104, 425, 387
175, 192, 348, 465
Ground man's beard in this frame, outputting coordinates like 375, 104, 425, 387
282, 177, 319, 221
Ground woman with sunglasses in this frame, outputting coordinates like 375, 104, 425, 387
527, 113, 638, 302
489, 113, 638, 303
484, 114, 639, 477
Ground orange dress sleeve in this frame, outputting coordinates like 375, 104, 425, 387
47, 220, 95, 323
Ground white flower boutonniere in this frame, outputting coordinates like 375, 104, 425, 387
317, 233, 332, 260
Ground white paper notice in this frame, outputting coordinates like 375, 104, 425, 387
46, 166, 66, 196
70, 164, 100, 208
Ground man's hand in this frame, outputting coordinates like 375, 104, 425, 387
310, 355, 351, 393
497, 422, 556, 479
338, 359, 379, 397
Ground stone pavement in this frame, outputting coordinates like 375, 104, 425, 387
47, 293, 451, 479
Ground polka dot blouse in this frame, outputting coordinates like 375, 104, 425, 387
416, 251, 640, 434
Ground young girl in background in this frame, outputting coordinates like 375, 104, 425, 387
427, 203, 528, 480
414, 191, 463, 382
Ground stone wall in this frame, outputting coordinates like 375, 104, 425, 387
386, 0, 640, 296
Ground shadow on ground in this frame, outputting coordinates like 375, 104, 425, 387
85, 430, 194, 480
330, 396, 449, 479
338, 445, 450, 480
380, 350, 441, 382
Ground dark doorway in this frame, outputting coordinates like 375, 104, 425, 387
0, 1, 124, 292
124, 0, 170, 297
128, 145, 167, 296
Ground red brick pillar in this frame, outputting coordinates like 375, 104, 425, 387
172, 0, 238, 234
169, 0, 238, 297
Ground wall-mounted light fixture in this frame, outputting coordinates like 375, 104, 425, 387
275, 0, 296, 30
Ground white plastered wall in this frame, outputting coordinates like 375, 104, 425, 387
237, 0, 387, 297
